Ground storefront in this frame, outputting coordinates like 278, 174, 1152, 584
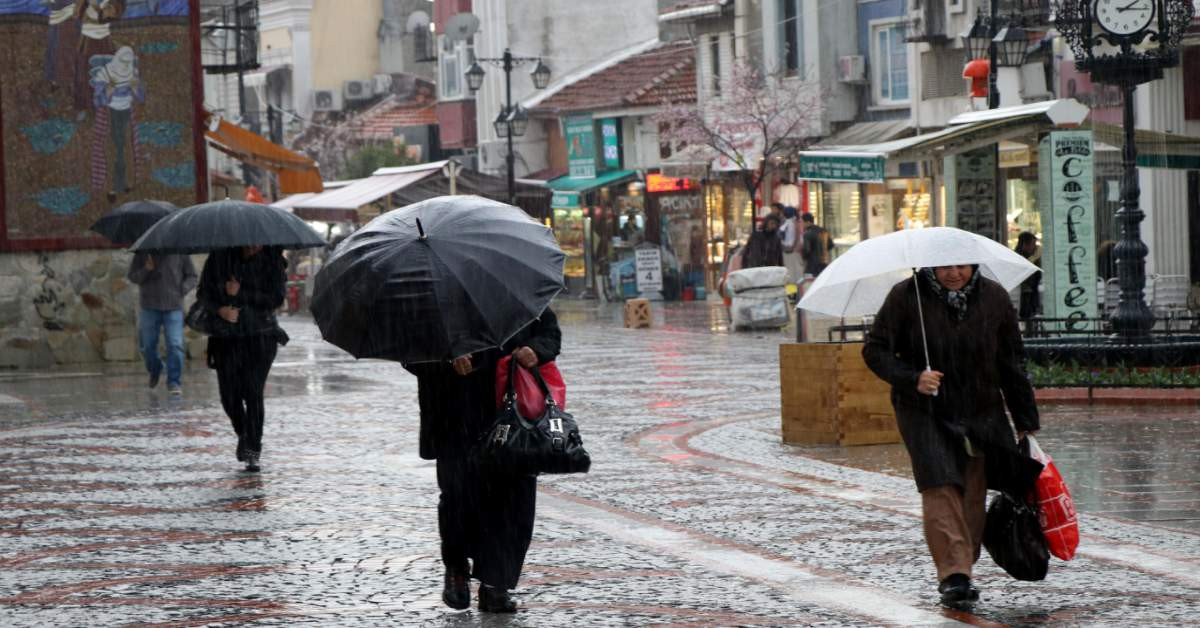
547, 170, 639, 297
645, 174, 705, 299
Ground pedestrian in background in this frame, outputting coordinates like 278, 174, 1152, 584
862, 264, 1041, 606
195, 245, 289, 472
1014, 231, 1041, 320
779, 206, 804, 282
800, 213, 833, 277
405, 309, 561, 614
741, 214, 784, 269
127, 251, 196, 396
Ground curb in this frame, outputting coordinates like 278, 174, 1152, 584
1035, 387, 1200, 405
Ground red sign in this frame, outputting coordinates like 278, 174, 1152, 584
646, 174, 697, 193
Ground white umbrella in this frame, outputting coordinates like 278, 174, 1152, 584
797, 226, 1039, 375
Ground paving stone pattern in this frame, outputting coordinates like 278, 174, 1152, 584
0, 301, 1197, 626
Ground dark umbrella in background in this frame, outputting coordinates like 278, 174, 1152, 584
89, 200, 176, 245
130, 199, 325, 254
311, 195, 565, 364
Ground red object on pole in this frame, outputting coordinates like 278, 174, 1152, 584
963, 59, 991, 98
244, 185, 265, 203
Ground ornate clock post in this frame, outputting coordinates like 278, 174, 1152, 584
1055, 0, 1195, 338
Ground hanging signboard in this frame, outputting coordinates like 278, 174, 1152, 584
551, 191, 581, 208
600, 118, 621, 169
635, 246, 663, 293
953, 147, 999, 241
798, 154, 885, 183
1047, 130, 1098, 331
565, 114, 596, 179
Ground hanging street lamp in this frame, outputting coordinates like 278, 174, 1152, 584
1055, 0, 1195, 337
992, 21, 1030, 67
464, 49, 551, 205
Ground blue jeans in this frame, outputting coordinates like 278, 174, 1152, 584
139, 308, 184, 388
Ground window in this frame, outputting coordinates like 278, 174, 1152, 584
872, 22, 909, 105
777, 0, 803, 76
437, 35, 473, 101
710, 35, 721, 96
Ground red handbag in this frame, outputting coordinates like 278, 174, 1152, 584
495, 355, 566, 420
1026, 436, 1079, 561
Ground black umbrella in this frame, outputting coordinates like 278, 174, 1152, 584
130, 199, 325, 254
89, 200, 176, 244
311, 195, 564, 364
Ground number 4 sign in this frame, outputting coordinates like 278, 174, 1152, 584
634, 247, 663, 293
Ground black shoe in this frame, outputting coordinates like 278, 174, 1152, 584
235, 439, 246, 462
938, 573, 979, 606
478, 584, 517, 613
148, 370, 161, 389
244, 451, 260, 472
442, 567, 470, 610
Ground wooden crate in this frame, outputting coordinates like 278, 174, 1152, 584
779, 342, 901, 446
624, 298, 652, 328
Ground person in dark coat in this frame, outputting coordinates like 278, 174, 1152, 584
1014, 231, 1042, 320
194, 245, 289, 472
800, 213, 833, 277
741, 215, 784, 269
862, 265, 1042, 606
404, 308, 562, 614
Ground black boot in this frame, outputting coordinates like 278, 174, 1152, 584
442, 566, 470, 610
938, 573, 979, 606
478, 583, 517, 613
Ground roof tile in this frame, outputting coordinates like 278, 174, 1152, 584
533, 42, 696, 116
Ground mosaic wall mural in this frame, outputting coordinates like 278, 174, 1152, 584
0, 0, 202, 251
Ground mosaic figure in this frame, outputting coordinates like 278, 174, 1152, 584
89, 46, 144, 201
43, 0, 81, 93
73, 0, 124, 111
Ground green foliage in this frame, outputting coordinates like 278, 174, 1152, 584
1027, 362, 1200, 388
343, 143, 417, 179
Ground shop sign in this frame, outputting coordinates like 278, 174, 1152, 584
953, 147, 999, 241
600, 118, 621, 169
551, 191, 581, 208
999, 145, 1031, 169
1045, 130, 1098, 330
646, 173, 696, 193
635, 246, 663, 293
565, 114, 596, 179
798, 154, 885, 183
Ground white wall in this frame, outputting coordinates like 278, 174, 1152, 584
1137, 65, 1192, 279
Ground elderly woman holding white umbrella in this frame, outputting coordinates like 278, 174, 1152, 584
798, 227, 1044, 607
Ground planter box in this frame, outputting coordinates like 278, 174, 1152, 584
780, 343, 900, 446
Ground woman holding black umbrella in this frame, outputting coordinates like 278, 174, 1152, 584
194, 245, 289, 472
405, 309, 561, 613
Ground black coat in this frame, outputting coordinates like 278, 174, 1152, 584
862, 274, 1042, 494
195, 247, 288, 339
406, 309, 562, 460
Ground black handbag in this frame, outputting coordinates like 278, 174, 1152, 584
983, 491, 1050, 581
478, 359, 591, 476
185, 300, 218, 335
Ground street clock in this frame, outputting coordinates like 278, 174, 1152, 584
1093, 0, 1156, 36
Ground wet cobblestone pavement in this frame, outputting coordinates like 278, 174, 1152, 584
1, 300, 1198, 626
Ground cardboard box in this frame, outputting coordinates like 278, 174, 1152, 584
780, 342, 901, 446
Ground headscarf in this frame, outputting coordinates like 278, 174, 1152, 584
920, 265, 980, 321
104, 47, 136, 84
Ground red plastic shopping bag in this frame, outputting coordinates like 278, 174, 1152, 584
495, 355, 566, 420
1026, 436, 1079, 561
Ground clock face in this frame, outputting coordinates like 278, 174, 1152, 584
1093, 0, 1156, 36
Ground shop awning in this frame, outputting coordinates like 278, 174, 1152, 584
1092, 123, 1200, 170
797, 99, 1091, 182
272, 179, 357, 212
291, 161, 447, 222
547, 169, 639, 207
813, 119, 913, 149
204, 113, 323, 194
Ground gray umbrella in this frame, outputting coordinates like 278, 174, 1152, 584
89, 200, 176, 245
130, 199, 325, 254
311, 195, 565, 364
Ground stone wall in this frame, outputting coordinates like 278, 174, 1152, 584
0, 250, 204, 368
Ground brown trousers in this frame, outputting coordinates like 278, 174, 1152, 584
920, 455, 987, 581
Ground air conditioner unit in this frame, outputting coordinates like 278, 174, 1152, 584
372, 73, 394, 95
837, 55, 866, 83
312, 89, 343, 112
343, 80, 375, 101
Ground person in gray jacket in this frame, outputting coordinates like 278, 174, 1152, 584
127, 252, 197, 395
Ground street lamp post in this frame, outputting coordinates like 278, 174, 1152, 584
466, 49, 550, 205
1055, 0, 1195, 338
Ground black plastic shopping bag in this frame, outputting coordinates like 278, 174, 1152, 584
983, 491, 1049, 581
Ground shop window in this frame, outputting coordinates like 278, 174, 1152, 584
710, 35, 722, 97
1185, 47, 1200, 121
871, 21, 909, 105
